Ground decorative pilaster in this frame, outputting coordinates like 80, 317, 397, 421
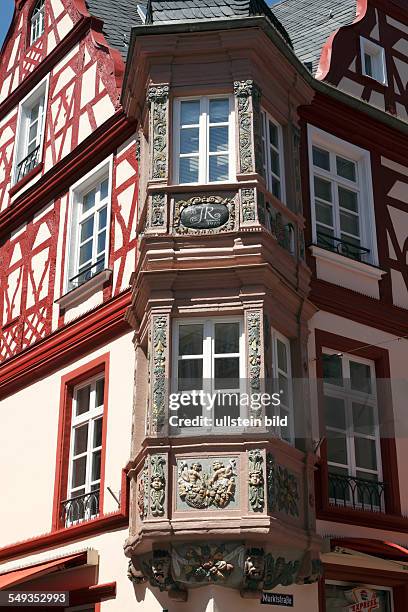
149, 314, 170, 434
146, 192, 167, 231
248, 449, 265, 512
234, 80, 262, 175
245, 309, 264, 417
148, 84, 170, 181
150, 454, 167, 517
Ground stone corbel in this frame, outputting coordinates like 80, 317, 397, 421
147, 84, 170, 182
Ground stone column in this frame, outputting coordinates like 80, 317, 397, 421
147, 312, 171, 436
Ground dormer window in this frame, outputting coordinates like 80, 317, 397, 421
360, 38, 387, 85
30, 0, 45, 46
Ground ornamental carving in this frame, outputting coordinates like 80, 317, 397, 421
234, 80, 261, 174
242, 548, 265, 593
177, 458, 237, 509
248, 449, 264, 512
137, 458, 149, 520
263, 554, 301, 591
151, 315, 168, 431
247, 311, 262, 397
173, 195, 236, 235
172, 543, 244, 584
150, 455, 166, 517
267, 453, 300, 517
148, 193, 166, 229
148, 84, 169, 180
241, 188, 256, 223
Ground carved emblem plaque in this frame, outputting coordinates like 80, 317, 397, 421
180, 201, 229, 230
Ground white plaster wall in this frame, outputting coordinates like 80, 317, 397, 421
308, 311, 408, 519
0, 332, 135, 546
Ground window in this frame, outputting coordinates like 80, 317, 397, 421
308, 127, 377, 264
261, 110, 285, 202
360, 37, 387, 85
30, 0, 45, 46
322, 350, 383, 511
63, 375, 105, 526
172, 318, 244, 430
173, 96, 235, 184
14, 79, 48, 184
326, 581, 392, 612
271, 331, 294, 443
67, 161, 112, 291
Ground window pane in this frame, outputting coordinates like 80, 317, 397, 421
352, 402, 375, 435
179, 157, 199, 183
92, 450, 101, 481
327, 436, 348, 465
209, 126, 228, 152
83, 188, 96, 213
312, 146, 330, 171
270, 149, 280, 176
180, 128, 199, 154
79, 241, 93, 266
215, 322, 239, 354
181, 100, 200, 125
214, 357, 240, 389
315, 200, 333, 227
314, 176, 332, 202
98, 207, 107, 230
93, 417, 103, 448
72, 456, 87, 488
324, 396, 346, 430
338, 187, 358, 212
209, 155, 229, 182
214, 392, 240, 421
322, 354, 343, 385
80, 217, 94, 242
336, 156, 356, 181
277, 339, 287, 372
317, 225, 334, 248
100, 179, 109, 200
278, 373, 289, 406
96, 378, 105, 407
268, 122, 278, 148
179, 324, 203, 355
340, 210, 360, 237
74, 424, 89, 455
178, 359, 203, 390
364, 52, 373, 76
76, 385, 91, 415
209, 99, 229, 123
355, 437, 377, 471
97, 231, 106, 255
350, 361, 372, 393
28, 122, 38, 143
271, 178, 281, 200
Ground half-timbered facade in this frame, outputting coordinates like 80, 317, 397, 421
1, 0, 408, 610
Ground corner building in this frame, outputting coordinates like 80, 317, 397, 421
1, 0, 408, 611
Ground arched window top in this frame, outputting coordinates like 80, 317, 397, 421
30, 0, 45, 46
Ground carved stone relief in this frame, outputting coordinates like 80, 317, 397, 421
148, 84, 169, 180
267, 453, 300, 517
234, 80, 262, 174
173, 194, 236, 235
150, 315, 168, 432
246, 310, 262, 404
147, 192, 166, 230
177, 458, 238, 510
248, 449, 265, 512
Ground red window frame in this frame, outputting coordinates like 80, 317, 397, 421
52, 354, 110, 531
314, 329, 401, 529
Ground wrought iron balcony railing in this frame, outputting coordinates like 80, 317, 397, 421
61, 489, 100, 527
69, 258, 105, 290
317, 231, 370, 262
328, 472, 385, 513
15, 145, 41, 183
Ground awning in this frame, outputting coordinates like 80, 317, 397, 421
0, 551, 89, 590
330, 538, 408, 561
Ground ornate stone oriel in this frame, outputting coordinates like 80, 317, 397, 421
177, 458, 237, 510
173, 195, 236, 235
150, 315, 168, 432
150, 454, 166, 517
248, 449, 265, 512
148, 84, 169, 180
267, 453, 300, 517
234, 80, 262, 174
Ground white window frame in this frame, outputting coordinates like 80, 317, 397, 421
271, 329, 294, 444
65, 157, 113, 293
13, 75, 49, 186
66, 373, 105, 524
360, 37, 388, 85
171, 317, 245, 433
173, 95, 236, 185
326, 580, 394, 612
308, 125, 378, 266
322, 349, 383, 508
30, 0, 46, 46
261, 109, 286, 204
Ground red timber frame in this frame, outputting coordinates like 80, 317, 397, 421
314, 329, 403, 531
52, 353, 110, 531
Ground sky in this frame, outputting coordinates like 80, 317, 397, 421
1, 0, 14, 48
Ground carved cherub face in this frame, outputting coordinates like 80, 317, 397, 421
191, 463, 202, 472
212, 461, 224, 471
249, 472, 261, 486
151, 476, 163, 490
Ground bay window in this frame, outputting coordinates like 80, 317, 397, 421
173, 96, 235, 184
322, 350, 384, 511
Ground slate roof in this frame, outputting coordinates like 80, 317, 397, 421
86, 0, 148, 59
272, 0, 357, 73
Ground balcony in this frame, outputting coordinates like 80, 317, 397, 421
15, 145, 41, 184
328, 472, 385, 513
316, 231, 370, 263
61, 489, 100, 527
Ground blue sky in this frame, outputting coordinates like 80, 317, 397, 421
1, 0, 14, 48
